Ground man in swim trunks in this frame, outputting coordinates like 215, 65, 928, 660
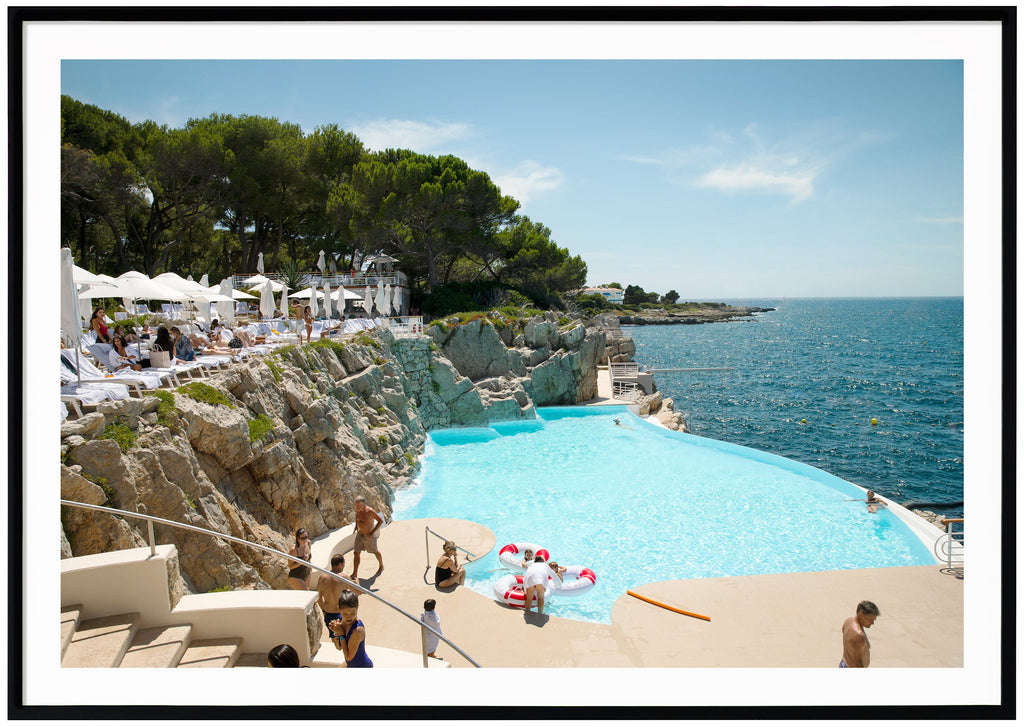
840, 600, 880, 667
316, 554, 351, 634
350, 495, 384, 581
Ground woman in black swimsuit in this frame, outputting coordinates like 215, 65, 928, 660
434, 540, 466, 588
287, 528, 312, 590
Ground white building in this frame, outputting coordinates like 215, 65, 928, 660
582, 287, 625, 305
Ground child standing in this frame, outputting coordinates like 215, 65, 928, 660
328, 591, 373, 668
421, 599, 442, 659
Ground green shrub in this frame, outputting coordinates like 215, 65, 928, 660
309, 337, 346, 357
248, 413, 276, 442
264, 358, 283, 383
377, 434, 389, 446
206, 584, 232, 593
353, 332, 381, 350
275, 344, 297, 358
178, 382, 234, 408
99, 423, 137, 453
150, 389, 178, 427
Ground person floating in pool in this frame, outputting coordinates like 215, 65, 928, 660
865, 491, 888, 514
520, 548, 536, 568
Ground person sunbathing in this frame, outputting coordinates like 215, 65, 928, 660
109, 335, 145, 371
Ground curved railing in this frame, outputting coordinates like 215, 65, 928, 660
59, 499, 481, 668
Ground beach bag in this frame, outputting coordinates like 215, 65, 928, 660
228, 336, 243, 349
150, 345, 172, 368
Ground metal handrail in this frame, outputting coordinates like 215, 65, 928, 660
935, 518, 965, 570
60, 499, 481, 668
424, 525, 476, 568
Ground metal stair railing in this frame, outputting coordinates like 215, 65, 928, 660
423, 524, 477, 568
60, 499, 481, 668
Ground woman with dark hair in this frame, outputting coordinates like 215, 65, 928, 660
90, 307, 112, 344
287, 528, 312, 590
327, 591, 373, 668
170, 326, 196, 361
266, 643, 301, 668
303, 305, 314, 344
109, 335, 145, 371
434, 541, 466, 588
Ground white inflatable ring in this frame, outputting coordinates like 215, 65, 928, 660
492, 573, 553, 608
498, 542, 551, 571
547, 565, 597, 597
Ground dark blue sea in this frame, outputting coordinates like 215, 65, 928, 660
627, 298, 964, 518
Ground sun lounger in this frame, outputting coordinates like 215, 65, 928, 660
65, 347, 171, 392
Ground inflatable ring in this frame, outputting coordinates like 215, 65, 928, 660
492, 573, 553, 608
547, 566, 597, 598
498, 542, 551, 571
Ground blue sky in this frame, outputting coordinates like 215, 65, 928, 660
61, 59, 964, 298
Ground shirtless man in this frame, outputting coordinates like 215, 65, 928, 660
350, 495, 384, 580
840, 600, 880, 667
316, 554, 351, 636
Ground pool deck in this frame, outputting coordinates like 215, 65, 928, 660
324, 517, 963, 668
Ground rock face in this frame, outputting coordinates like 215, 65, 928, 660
59, 315, 612, 593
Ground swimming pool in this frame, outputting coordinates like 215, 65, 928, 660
392, 406, 937, 624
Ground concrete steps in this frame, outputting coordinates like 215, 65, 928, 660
60, 609, 243, 668
62, 612, 140, 667
120, 625, 192, 668
177, 637, 243, 668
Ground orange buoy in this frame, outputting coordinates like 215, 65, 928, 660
627, 590, 710, 621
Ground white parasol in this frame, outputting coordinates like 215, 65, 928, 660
279, 282, 289, 319
382, 284, 392, 316
61, 249, 84, 385
199, 274, 209, 288
322, 282, 333, 319
317, 250, 326, 276
259, 279, 275, 319
217, 278, 235, 324
374, 280, 387, 317
257, 252, 265, 275
363, 287, 373, 315
392, 285, 402, 316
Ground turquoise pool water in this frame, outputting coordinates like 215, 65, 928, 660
393, 406, 936, 624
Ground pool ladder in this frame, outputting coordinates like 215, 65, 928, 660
934, 518, 964, 575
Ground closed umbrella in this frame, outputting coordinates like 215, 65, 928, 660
260, 280, 275, 319
382, 284, 392, 316
257, 252, 265, 275
392, 285, 402, 317
61, 249, 84, 385
374, 280, 386, 318
309, 283, 319, 319
323, 282, 333, 319
317, 250, 326, 278
279, 283, 289, 320
363, 287, 373, 315
199, 274, 209, 288
217, 278, 235, 324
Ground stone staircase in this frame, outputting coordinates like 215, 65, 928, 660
61, 604, 263, 668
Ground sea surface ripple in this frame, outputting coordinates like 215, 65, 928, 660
628, 298, 964, 517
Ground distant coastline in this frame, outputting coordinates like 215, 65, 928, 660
616, 305, 774, 326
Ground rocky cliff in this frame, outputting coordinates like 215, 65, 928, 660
60, 313, 609, 594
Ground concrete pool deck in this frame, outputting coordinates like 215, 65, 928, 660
325, 517, 963, 668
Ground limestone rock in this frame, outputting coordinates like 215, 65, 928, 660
60, 412, 107, 440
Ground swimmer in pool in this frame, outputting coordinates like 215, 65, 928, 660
520, 548, 535, 568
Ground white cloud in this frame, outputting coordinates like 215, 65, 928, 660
625, 121, 888, 204
348, 119, 473, 153
490, 160, 564, 206
697, 162, 818, 202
